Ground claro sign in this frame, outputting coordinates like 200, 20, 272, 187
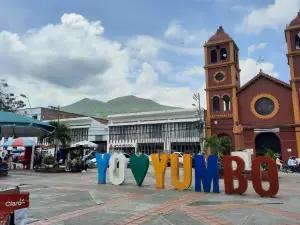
5, 198, 26, 207
96, 153, 279, 198
0, 193, 29, 225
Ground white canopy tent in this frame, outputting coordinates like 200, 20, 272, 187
70, 140, 97, 148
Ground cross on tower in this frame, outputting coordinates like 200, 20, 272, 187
256, 56, 265, 72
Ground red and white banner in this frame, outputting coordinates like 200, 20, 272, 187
0, 193, 30, 225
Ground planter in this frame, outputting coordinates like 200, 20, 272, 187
35, 167, 66, 173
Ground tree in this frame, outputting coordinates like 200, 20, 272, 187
39, 121, 71, 151
203, 135, 232, 157
0, 79, 26, 111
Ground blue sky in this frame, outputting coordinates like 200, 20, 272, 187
0, 0, 299, 108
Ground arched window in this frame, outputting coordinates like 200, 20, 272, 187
296, 32, 300, 50
223, 95, 231, 111
212, 96, 220, 112
220, 48, 227, 61
211, 50, 217, 63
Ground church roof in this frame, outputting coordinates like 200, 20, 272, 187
207, 26, 232, 43
289, 10, 300, 27
237, 70, 291, 94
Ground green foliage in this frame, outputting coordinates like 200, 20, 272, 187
39, 121, 71, 147
0, 79, 26, 112
258, 149, 277, 171
264, 149, 277, 160
61, 95, 180, 116
44, 155, 55, 165
203, 135, 232, 157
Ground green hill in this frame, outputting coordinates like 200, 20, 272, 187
61, 95, 180, 117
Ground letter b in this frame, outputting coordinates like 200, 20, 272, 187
223, 156, 248, 195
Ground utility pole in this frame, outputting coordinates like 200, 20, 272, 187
192, 93, 204, 154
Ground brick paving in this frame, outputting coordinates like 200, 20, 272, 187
1, 168, 300, 224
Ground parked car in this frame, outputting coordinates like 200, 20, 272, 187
168, 152, 184, 166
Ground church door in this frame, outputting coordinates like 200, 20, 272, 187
255, 132, 281, 155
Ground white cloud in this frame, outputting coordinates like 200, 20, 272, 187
236, 0, 300, 34
164, 20, 212, 45
239, 58, 279, 85
136, 62, 158, 85
179, 66, 205, 76
248, 42, 268, 53
154, 61, 172, 74
0, 13, 208, 110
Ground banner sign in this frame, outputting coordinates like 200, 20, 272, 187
96, 153, 279, 198
0, 193, 30, 225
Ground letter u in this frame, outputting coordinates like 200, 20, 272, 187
171, 154, 192, 190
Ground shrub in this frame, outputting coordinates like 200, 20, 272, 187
44, 155, 55, 165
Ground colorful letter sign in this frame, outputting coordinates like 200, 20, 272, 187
109, 153, 127, 185
151, 153, 168, 189
171, 154, 192, 190
194, 155, 219, 193
251, 156, 279, 197
130, 154, 149, 186
95, 153, 279, 198
223, 156, 248, 195
96, 153, 111, 184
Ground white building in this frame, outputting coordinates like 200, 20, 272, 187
107, 108, 205, 155
44, 117, 108, 152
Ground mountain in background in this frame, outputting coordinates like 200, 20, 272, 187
61, 95, 180, 117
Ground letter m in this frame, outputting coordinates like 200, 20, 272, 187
194, 155, 219, 193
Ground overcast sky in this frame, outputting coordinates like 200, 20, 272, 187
0, 0, 299, 108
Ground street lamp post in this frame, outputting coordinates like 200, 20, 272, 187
20, 94, 33, 115
192, 93, 204, 154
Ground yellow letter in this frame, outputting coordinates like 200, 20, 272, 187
151, 153, 169, 189
171, 154, 192, 190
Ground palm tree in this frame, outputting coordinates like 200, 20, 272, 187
203, 135, 231, 157
39, 121, 71, 156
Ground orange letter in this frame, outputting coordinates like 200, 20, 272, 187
151, 153, 169, 189
171, 154, 192, 190
251, 156, 279, 197
223, 156, 248, 195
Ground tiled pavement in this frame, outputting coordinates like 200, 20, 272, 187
1, 168, 300, 225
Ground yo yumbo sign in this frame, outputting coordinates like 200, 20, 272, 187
96, 153, 279, 198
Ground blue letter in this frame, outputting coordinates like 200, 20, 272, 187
96, 153, 111, 184
194, 155, 219, 193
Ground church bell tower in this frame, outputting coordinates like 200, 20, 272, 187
285, 10, 300, 156
204, 26, 242, 151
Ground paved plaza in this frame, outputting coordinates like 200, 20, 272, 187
1, 167, 300, 225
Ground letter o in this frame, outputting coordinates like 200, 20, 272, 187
109, 153, 127, 185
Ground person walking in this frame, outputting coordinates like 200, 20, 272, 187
7, 153, 13, 170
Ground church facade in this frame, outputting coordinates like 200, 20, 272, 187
204, 11, 300, 162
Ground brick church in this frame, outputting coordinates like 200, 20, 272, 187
204, 11, 300, 162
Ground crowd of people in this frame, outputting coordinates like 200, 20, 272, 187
276, 156, 300, 173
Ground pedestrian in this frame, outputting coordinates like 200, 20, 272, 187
288, 156, 296, 173
7, 153, 13, 170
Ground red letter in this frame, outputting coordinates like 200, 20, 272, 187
223, 156, 248, 195
251, 156, 279, 197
